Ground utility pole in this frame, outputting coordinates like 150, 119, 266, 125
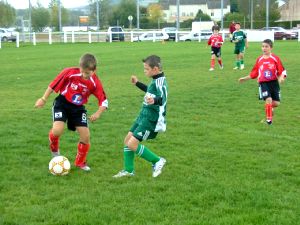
96, 0, 100, 30
266, 0, 269, 28
136, 0, 140, 29
176, 0, 180, 30
29, 0, 32, 41
250, 0, 253, 29
58, 0, 62, 31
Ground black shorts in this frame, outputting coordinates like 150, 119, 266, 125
211, 47, 221, 57
52, 95, 88, 131
259, 80, 281, 101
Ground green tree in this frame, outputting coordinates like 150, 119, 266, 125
109, 0, 136, 28
147, 4, 164, 24
0, 1, 16, 27
49, 0, 69, 31
31, 4, 50, 32
88, 0, 112, 29
194, 9, 211, 21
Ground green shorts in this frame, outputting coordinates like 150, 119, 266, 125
234, 46, 245, 54
130, 118, 158, 141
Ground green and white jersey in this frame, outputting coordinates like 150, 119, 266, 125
139, 73, 168, 132
232, 30, 247, 47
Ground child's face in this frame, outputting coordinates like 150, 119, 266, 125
80, 67, 94, 79
143, 63, 160, 77
261, 43, 272, 55
213, 29, 219, 34
235, 24, 240, 30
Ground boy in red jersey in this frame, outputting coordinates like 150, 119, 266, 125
207, 25, 224, 71
239, 39, 286, 125
35, 53, 108, 171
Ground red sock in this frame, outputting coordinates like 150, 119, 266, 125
218, 59, 223, 66
265, 103, 272, 121
75, 142, 90, 166
49, 129, 59, 153
210, 59, 215, 68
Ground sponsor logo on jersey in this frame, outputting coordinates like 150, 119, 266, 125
263, 70, 272, 79
72, 94, 83, 105
71, 83, 78, 90
137, 132, 143, 136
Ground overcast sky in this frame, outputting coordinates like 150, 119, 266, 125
6, 0, 89, 9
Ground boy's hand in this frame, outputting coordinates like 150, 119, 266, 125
34, 98, 46, 108
239, 77, 247, 83
131, 75, 138, 84
89, 112, 100, 122
278, 75, 285, 84
145, 96, 154, 105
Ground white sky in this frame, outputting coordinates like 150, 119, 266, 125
6, 0, 89, 9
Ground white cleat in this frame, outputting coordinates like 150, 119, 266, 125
233, 66, 239, 70
240, 64, 245, 70
76, 163, 91, 171
209, 68, 214, 71
113, 170, 134, 178
152, 158, 166, 178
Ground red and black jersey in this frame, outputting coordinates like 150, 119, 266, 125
250, 54, 286, 83
49, 67, 108, 107
207, 34, 223, 48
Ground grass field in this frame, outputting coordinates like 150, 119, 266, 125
0, 40, 300, 225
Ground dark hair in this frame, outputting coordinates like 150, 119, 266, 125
235, 22, 241, 25
262, 39, 273, 48
142, 55, 162, 70
212, 25, 220, 31
79, 53, 97, 71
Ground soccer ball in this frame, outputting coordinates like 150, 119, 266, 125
49, 156, 71, 176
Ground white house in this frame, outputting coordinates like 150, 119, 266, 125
161, 0, 230, 23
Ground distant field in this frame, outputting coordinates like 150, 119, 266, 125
0, 41, 300, 225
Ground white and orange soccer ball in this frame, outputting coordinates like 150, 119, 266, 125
49, 156, 71, 176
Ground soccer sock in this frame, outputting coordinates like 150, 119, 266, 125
123, 146, 134, 173
49, 129, 59, 153
135, 144, 160, 164
75, 142, 90, 166
236, 60, 240, 68
218, 59, 223, 66
241, 59, 244, 65
210, 59, 215, 68
265, 103, 273, 121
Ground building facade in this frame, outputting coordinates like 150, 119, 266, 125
161, 0, 230, 23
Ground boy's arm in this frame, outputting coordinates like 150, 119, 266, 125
34, 87, 54, 108
89, 106, 107, 122
131, 75, 147, 92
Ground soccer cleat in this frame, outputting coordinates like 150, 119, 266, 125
51, 150, 60, 157
240, 64, 245, 70
209, 68, 214, 71
266, 120, 272, 125
152, 157, 166, 178
233, 66, 239, 70
113, 170, 134, 178
219, 65, 224, 69
75, 163, 91, 171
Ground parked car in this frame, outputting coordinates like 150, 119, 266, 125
106, 26, 125, 42
179, 30, 212, 41
132, 32, 169, 42
0, 28, 16, 42
260, 27, 297, 40
162, 27, 177, 41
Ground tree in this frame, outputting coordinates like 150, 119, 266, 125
147, 4, 164, 25
49, 0, 69, 31
0, 1, 16, 27
88, 0, 112, 29
109, 0, 136, 28
194, 9, 211, 21
31, 4, 50, 32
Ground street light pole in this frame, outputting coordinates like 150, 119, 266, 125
29, 0, 32, 41
250, 0, 253, 29
221, 0, 224, 30
266, 0, 269, 28
176, 0, 180, 30
136, 0, 140, 29
58, 0, 62, 31
96, 0, 100, 30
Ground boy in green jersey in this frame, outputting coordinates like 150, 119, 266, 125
113, 55, 168, 178
232, 22, 248, 70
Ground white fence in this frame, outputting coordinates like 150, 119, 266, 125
0, 30, 299, 48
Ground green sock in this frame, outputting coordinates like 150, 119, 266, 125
136, 144, 160, 164
236, 60, 241, 68
241, 59, 244, 65
123, 146, 134, 173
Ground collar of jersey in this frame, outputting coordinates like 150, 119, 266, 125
152, 72, 164, 79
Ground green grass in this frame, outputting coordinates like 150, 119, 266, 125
0, 40, 300, 225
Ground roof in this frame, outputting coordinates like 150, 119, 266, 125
160, 0, 230, 10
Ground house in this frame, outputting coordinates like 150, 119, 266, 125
160, 0, 230, 23
278, 0, 300, 24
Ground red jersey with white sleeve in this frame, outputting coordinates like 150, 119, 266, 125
249, 53, 286, 83
49, 67, 108, 107
207, 34, 223, 48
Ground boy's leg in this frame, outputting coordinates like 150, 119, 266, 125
75, 126, 91, 171
135, 144, 160, 164
123, 146, 135, 173
240, 53, 245, 69
49, 121, 64, 156
265, 98, 273, 124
